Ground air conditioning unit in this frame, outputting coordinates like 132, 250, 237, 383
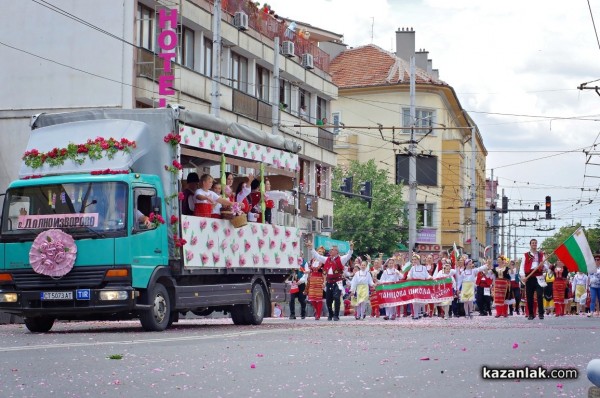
310, 219, 322, 233
322, 215, 333, 230
233, 12, 248, 30
281, 41, 295, 57
301, 53, 314, 69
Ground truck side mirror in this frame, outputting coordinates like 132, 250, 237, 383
151, 196, 161, 214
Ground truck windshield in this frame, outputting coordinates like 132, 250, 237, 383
1, 182, 128, 237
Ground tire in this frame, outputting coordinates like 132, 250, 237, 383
231, 305, 248, 325
24, 317, 55, 333
246, 283, 266, 325
139, 283, 171, 331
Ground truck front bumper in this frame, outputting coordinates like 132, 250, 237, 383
0, 288, 138, 318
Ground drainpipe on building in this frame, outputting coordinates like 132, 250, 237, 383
211, 0, 222, 117
272, 37, 280, 135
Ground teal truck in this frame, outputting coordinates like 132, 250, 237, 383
0, 107, 302, 332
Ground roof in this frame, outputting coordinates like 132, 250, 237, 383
330, 44, 446, 89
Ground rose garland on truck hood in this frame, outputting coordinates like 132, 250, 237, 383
22, 137, 136, 169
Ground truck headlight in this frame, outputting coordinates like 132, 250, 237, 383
99, 291, 128, 301
0, 293, 18, 302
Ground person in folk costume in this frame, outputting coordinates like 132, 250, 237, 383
543, 268, 555, 316
407, 253, 432, 320
551, 259, 569, 317
589, 254, 600, 317
491, 255, 511, 318
350, 261, 375, 320
519, 238, 549, 320
286, 259, 307, 319
194, 174, 232, 217
476, 259, 494, 316
458, 256, 490, 319
307, 241, 354, 321
369, 255, 384, 318
306, 246, 326, 320
508, 260, 522, 315
234, 178, 252, 214
224, 172, 235, 202
453, 256, 467, 318
434, 260, 456, 319
423, 254, 437, 317
572, 270, 589, 315
437, 251, 449, 273
379, 258, 402, 320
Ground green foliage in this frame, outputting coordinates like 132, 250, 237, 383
332, 160, 406, 256
540, 223, 600, 262
107, 354, 123, 360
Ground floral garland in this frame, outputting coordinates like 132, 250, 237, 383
23, 137, 136, 169
163, 133, 186, 257
29, 229, 78, 277
90, 169, 130, 175
163, 132, 181, 147
148, 212, 165, 229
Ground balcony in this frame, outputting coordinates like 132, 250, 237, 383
232, 89, 273, 126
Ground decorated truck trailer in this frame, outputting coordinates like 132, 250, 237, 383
0, 107, 302, 332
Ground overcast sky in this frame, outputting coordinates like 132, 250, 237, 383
267, 0, 600, 252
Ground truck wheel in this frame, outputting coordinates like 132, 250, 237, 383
24, 317, 55, 333
139, 283, 171, 331
231, 305, 248, 325
246, 284, 266, 325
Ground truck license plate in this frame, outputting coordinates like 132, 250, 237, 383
40, 291, 73, 300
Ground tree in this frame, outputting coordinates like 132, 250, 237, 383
332, 159, 406, 256
540, 223, 600, 262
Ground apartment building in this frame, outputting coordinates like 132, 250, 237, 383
0, 0, 338, 233
328, 28, 488, 258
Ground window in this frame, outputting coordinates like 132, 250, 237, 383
231, 52, 248, 92
395, 154, 438, 186
178, 26, 194, 68
417, 203, 434, 227
256, 65, 270, 101
331, 111, 341, 134
134, 188, 159, 231
136, 4, 155, 51
203, 37, 213, 77
279, 79, 291, 111
402, 108, 435, 134
299, 88, 311, 121
316, 96, 327, 122
316, 164, 329, 198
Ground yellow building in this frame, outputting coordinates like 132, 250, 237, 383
329, 36, 487, 257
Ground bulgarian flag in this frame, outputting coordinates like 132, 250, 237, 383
449, 242, 460, 268
555, 227, 596, 273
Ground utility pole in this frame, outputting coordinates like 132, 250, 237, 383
490, 168, 495, 259
408, 56, 417, 259
210, 0, 222, 117
470, 127, 478, 261
272, 37, 280, 135
501, 188, 505, 256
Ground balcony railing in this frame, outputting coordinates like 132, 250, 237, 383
220, 0, 330, 72
232, 89, 273, 126
318, 128, 334, 152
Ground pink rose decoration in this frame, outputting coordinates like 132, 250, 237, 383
262, 226, 268, 237
237, 229, 244, 238
221, 240, 228, 250
275, 255, 281, 265
251, 225, 258, 234
239, 256, 246, 266
258, 238, 265, 249
190, 236, 198, 246
231, 243, 239, 253
280, 242, 287, 251
244, 240, 251, 251
225, 228, 231, 237
225, 258, 233, 268
182, 220, 190, 230
212, 253, 220, 263
262, 253, 270, 264
207, 239, 214, 249
29, 229, 77, 277
288, 256, 294, 265
199, 220, 207, 230
285, 229, 291, 238
273, 226, 280, 236
201, 253, 209, 265
269, 239, 276, 249
186, 251, 194, 261
211, 221, 219, 232
292, 241, 298, 248
253, 255, 260, 265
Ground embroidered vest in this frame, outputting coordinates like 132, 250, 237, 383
324, 256, 343, 282
524, 251, 544, 276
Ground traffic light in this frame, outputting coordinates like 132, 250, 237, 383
360, 181, 372, 208
545, 196, 551, 219
340, 176, 353, 196
501, 196, 508, 214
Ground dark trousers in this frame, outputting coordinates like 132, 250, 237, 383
510, 286, 522, 314
289, 284, 306, 317
525, 277, 544, 317
476, 286, 491, 314
325, 282, 342, 318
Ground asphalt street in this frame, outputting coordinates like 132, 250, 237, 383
0, 314, 596, 398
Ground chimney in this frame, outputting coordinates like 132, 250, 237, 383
432, 69, 439, 80
415, 48, 428, 71
395, 27, 415, 62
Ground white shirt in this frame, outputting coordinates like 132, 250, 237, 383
408, 264, 432, 280
519, 251, 549, 279
434, 269, 457, 290
310, 248, 353, 267
350, 270, 374, 292
379, 268, 401, 283
194, 188, 219, 204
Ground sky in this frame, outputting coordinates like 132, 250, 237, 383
266, 0, 600, 253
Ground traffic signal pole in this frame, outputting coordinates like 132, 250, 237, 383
408, 56, 417, 260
